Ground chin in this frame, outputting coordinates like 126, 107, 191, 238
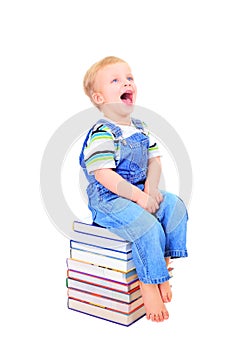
120, 102, 135, 114
104, 102, 134, 116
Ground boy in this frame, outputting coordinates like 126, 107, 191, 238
80, 56, 188, 322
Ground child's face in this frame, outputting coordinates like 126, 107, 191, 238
92, 62, 137, 113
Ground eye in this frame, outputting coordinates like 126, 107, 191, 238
111, 78, 118, 83
127, 76, 133, 81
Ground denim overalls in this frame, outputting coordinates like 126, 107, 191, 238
80, 118, 188, 284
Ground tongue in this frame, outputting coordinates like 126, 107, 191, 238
123, 97, 132, 105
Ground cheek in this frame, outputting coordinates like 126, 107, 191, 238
101, 87, 114, 101
133, 86, 137, 99
108, 86, 121, 99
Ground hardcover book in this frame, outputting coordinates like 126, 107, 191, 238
66, 258, 138, 283
67, 269, 139, 292
70, 248, 135, 272
68, 298, 146, 326
69, 230, 131, 252
66, 221, 147, 325
68, 288, 143, 313
72, 220, 126, 242
70, 240, 132, 260
67, 277, 141, 303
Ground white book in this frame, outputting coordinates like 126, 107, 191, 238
66, 258, 137, 283
70, 248, 135, 272
70, 231, 132, 252
68, 289, 143, 313
72, 220, 126, 242
67, 278, 141, 303
70, 240, 132, 260
68, 298, 145, 326
67, 269, 139, 292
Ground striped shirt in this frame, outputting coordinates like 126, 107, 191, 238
84, 119, 162, 174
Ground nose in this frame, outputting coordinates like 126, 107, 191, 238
123, 80, 131, 87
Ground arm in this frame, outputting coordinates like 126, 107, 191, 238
94, 168, 159, 213
144, 157, 163, 204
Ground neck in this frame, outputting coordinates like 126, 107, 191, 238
101, 103, 133, 126
104, 114, 131, 126
102, 110, 131, 125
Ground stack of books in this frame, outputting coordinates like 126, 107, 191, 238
66, 220, 146, 326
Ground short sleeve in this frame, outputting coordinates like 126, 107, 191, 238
83, 124, 116, 174
142, 122, 162, 159
148, 131, 162, 159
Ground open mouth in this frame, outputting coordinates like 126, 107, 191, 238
120, 91, 133, 105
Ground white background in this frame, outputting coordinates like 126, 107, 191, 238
1, 1, 232, 349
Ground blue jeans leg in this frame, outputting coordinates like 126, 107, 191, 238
90, 192, 188, 284
92, 196, 172, 284
131, 222, 171, 284
155, 191, 188, 258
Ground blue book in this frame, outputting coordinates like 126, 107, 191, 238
70, 240, 132, 260
70, 247, 135, 272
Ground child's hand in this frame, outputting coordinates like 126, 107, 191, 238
153, 188, 163, 204
135, 192, 159, 214
144, 185, 163, 205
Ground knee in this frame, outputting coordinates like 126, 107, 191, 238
163, 191, 187, 214
176, 195, 188, 219
172, 194, 188, 219
160, 191, 188, 231
169, 198, 188, 231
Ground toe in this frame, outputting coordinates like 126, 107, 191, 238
158, 313, 164, 322
163, 310, 169, 320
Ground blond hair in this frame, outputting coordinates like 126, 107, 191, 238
83, 56, 126, 105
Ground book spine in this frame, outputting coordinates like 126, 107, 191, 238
70, 248, 135, 272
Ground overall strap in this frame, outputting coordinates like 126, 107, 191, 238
79, 128, 93, 167
131, 117, 145, 131
96, 118, 123, 139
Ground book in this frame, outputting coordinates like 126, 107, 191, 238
66, 222, 176, 325
67, 269, 139, 292
70, 240, 132, 260
68, 288, 143, 313
67, 278, 141, 303
70, 247, 135, 272
66, 222, 145, 325
66, 258, 137, 283
68, 298, 146, 326
69, 230, 132, 252
72, 220, 126, 242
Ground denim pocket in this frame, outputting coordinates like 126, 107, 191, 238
130, 139, 148, 171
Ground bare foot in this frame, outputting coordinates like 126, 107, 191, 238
139, 281, 169, 322
158, 257, 173, 303
158, 280, 172, 303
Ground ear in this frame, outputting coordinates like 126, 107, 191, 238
92, 92, 105, 105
